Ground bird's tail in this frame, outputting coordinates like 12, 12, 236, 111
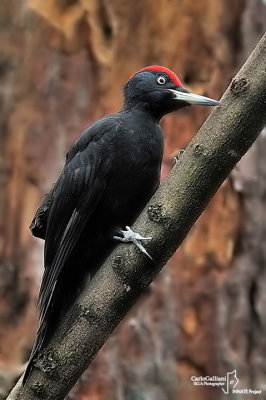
22, 322, 47, 385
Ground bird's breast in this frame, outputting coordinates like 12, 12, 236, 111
100, 121, 163, 228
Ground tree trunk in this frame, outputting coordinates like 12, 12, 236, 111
0, 0, 266, 399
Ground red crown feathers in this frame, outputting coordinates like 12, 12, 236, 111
132, 65, 183, 87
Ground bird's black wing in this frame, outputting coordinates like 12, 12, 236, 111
30, 117, 113, 240
23, 124, 115, 383
41, 147, 110, 320
39, 148, 110, 322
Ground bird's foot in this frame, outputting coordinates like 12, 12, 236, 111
113, 226, 152, 260
173, 148, 185, 164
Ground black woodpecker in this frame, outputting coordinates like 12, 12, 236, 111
23, 66, 219, 384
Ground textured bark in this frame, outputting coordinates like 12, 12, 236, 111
1, 1, 266, 399
7, 32, 266, 400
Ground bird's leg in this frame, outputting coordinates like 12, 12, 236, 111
113, 226, 152, 260
173, 148, 185, 164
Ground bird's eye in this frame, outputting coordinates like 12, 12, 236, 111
157, 76, 166, 85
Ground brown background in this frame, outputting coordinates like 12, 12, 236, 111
0, 0, 266, 399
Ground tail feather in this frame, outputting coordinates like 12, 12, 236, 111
22, 323, 47, 385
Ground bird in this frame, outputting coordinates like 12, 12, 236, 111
23, 65, 219, 384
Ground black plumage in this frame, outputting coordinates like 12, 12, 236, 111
23, 66, 219, 384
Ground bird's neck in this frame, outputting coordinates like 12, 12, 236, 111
121, 102, 163, 123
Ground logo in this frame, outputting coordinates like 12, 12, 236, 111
191, 370, 262, 395
222, 370, 239, 394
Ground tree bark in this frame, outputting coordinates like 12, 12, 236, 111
7, 32, 266, 400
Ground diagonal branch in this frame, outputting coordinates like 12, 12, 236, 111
7, 32, 266, 400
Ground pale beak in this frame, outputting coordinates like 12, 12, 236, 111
169, 89, 219, 106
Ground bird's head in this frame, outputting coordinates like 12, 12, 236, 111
124, 65, 219, 120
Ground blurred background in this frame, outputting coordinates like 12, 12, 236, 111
1, 0, 266, 399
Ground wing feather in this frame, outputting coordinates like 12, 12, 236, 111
23, 116, 121, 385
39, 152, 110, 322
23, 145, 111, 385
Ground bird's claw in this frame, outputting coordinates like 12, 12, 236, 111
113, 226, 152, 260
174, 148, 185, 164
